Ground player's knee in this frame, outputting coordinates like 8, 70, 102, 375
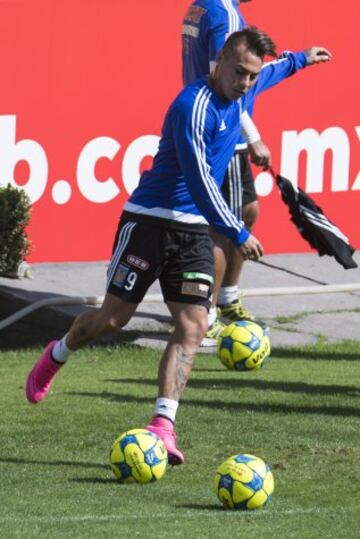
243, 202, 260, 230
176, 316, 207, 346
197, 315, 209, 338
187, 314, 208, 343
98, 299, 135, 333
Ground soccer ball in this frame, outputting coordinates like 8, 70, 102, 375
214, 453, 274, 510
217, 320, 271, 370
110, 428, 168, 484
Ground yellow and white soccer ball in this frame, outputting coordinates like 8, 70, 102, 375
217, 320, 271, 370
110, 428, 168, 484
214, 453, 274, 510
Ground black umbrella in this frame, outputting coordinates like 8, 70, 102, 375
269, 168, 358, 269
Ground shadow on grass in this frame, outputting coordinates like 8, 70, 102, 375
270, 346, 360, 362
198, 346, 360, 362
177, 503, 272, 515
176, 503, 225, 512
66, 391, 360, 418
104, 377, 360, 397
0, 456, 108, 470
70, 478, 115, 484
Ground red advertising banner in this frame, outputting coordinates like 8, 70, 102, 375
0, 0, 358, 262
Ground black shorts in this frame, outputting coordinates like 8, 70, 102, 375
221, 149, 257, 220
107, 212, 214, 309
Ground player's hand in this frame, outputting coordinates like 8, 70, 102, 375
305, 47, 332, 65
239, 234, 264, 261
248, 140, 272, 168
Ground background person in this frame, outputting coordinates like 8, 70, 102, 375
183, 0, 272, 344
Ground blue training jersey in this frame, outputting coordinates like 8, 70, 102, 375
126, 51, 307, 246
182, 0, 250, 145
182, 0, 246, 87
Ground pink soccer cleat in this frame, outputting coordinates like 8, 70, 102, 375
25, 341, 63, 404
146, 416, 185, 465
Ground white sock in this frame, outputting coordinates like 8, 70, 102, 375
208, 307, 217, 327
154, 398, 179, 423
217, 286, 238, 306
52, 335, 72, 363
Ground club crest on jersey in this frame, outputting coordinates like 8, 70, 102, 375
127, 254, 149, 271
184, 5, 207, 24
182, 24, 200, 38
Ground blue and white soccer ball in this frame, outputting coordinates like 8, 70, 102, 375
110, 428, 168, 484
214, 453, 274, 510
217, 320, 271, 370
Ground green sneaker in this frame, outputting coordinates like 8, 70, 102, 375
201, 318, 226, 347
218, 297, 269, 333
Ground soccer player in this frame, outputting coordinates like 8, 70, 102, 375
182, 0, 280, 342
26, 28, 331, 465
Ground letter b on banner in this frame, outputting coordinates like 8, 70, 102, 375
0, 116, 48, 202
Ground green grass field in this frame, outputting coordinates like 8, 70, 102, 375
1, 342, 360, 538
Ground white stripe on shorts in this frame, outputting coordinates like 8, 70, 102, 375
106, 221, 136, 289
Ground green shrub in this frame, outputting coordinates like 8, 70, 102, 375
0, 184, 32, 274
